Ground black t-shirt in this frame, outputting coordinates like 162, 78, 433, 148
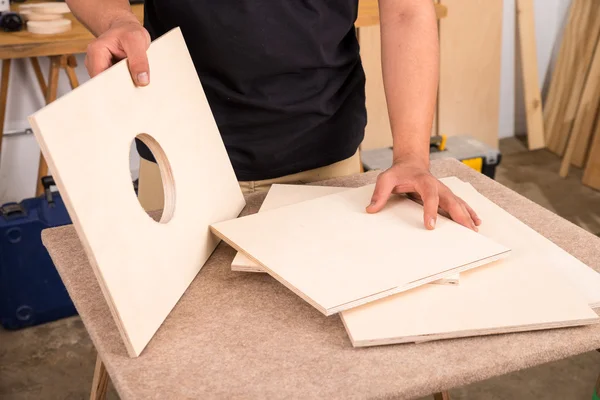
138, 0, 367, 181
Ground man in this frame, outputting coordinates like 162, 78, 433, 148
66, 0, 480, 232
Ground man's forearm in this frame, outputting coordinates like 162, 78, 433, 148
66, 0, 137, 36
378, 0, 439, 166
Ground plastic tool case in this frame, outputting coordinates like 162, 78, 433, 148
0, 177, 76, 329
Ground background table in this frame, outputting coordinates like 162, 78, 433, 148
41, 159, 600, 399
0, 1, 144, 196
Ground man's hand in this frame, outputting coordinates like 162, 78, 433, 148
366, 157, 481, 231
84, 14, 151, 86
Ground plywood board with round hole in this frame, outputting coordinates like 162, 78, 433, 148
231, 184, 460, 285
340, 177, 600, 347
28, 28, 246, 357
211, 183, 511, 316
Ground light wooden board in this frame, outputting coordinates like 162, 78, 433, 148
560, 37, 600, 176
340, 177, 600, 347
582, 114, 600, 190
516, 0, 545, 150
211, 183, 510, 316
231, 184, 460, 285
450, 179, 600, 308
571, 36, 600, 168
359, 26, 393, 151
545, 0, 600, 155
28, 28, 246, 357
438, 0, 503, 149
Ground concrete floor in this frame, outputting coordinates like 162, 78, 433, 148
1, 137, 600, 399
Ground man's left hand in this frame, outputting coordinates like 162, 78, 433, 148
366, 157, 481, 231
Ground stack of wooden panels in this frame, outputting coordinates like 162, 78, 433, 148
28, 27, 600, 358
212, 182, 600, 347
545, 0, 600, 189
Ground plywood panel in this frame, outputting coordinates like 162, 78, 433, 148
359, 26, 393, 151
341, 177, 600, 347
232, 185, 347, 273
231, 184, 459, 285
28, 28, 246, 357
560, 38, 600, 176
211, 183, 510, 316
582, 115, 600, 190
571, 37, 600, 168
438, 0, 503, 149
545, 0, 600, 155
516, 0, 545, 150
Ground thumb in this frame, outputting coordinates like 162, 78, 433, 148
366, 174, 395, 213
122, 29, 151, 86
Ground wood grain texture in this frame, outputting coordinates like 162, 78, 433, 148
359, 25, 393, 151
29, 57, 47, 95
0, 59, 11, 159
560, 37, 600, 177
516, 0, 545, 150
571, 36, 600, 168
437, 0, 503, 149
545, 0, 600, 155
28, 28, 246, 357
90, 354, 109, 400
582, 114, 600, 190
231, 184, 460, 285
211, 182, 510, 316
341, 177, 600, 347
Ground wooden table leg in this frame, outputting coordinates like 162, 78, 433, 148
90, 353, 109, 400
30, 57, 47, 96
65, 55, 80, 89
433, 391, 451, 400
36, 55, 62, 196
0, 59, 11, 163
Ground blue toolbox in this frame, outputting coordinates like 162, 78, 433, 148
0, 176, 77, 329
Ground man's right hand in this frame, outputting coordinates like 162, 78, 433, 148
84, 14, 151, 86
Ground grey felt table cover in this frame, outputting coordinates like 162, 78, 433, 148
41, 159, 600, 399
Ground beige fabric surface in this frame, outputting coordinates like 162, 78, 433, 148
41, 159, 600, 399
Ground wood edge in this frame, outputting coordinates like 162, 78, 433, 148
328, 250, 511, 314
232, 254, 461, 286
349, 316, 600, 348
27, 115, 140, 359
209, 226, 332, 316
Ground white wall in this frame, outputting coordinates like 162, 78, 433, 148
0, 0, 574, 204
0, 55, 141, 204
499, 0, 572, 138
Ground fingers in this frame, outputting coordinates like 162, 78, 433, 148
439, 188, 478, 232
459, 198, 481, 226
85, 43, 114, 78
414, 179, 439, 230
121, 29, 151, 86
366, 173, 396, 213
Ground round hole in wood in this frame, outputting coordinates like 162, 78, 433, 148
131, 133, 175, 224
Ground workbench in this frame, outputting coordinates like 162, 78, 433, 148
0, 1, 144, 196
41, 159, 600, 399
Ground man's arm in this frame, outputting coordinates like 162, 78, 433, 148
366, 0, 480, 231
65, 0, 151, 86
